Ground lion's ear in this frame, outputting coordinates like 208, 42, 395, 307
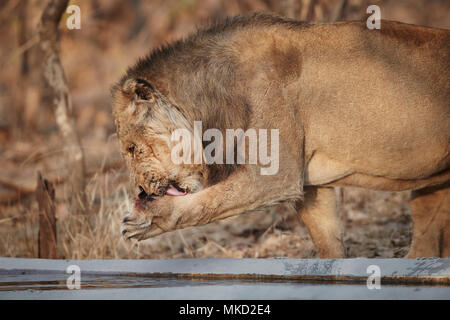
122, 78, 156, 101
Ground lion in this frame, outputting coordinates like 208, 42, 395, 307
112, 12, 450, 258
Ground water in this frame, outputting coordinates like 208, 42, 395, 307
1, 271, 449, 299
1, 257, 449, 299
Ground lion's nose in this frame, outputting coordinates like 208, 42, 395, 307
138, 186, 148, 200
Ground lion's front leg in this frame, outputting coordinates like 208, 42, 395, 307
122, 165, 303, 241
298, 187, 346, 258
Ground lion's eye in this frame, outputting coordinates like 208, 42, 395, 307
127, 145, 135, 154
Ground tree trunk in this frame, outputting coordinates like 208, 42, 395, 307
38, 0, 88, 214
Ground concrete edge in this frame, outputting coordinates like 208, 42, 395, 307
0, 257, 449, 284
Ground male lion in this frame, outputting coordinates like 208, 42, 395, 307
112, 13, 450, 258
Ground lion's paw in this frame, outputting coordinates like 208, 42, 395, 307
120, 211, 153, 241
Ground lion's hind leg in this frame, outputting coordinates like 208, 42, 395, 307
406, 182, 450, 258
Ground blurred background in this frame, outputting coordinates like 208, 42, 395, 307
0, 0, 449, 260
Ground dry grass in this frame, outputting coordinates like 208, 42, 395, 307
0, 145, 413, 259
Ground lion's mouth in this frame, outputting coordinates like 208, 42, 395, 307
135, 183, 187, 207
165, 183, 187, 196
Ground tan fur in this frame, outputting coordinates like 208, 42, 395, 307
298, 187, 345, 258
406, 182, 450, 257
112, 13, 450, 257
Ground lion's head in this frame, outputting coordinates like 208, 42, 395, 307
112, 78, 206, 208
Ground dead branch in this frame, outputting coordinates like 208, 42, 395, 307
36, 172, 59, 259
38, 0, 88, 214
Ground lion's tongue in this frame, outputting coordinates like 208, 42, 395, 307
166, 185, 187, 196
